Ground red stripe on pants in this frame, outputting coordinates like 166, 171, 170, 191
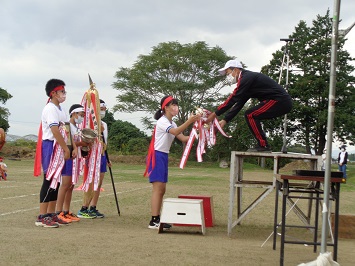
246, 100, 277, 147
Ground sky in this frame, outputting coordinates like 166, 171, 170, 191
1, 0, 354, 155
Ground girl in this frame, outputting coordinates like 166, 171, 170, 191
144, 95, 200, 229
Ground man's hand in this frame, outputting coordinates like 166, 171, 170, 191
206, 112, 217, 124
219, 120, 227, 128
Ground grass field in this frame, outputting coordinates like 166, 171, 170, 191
1, 159, 354, 266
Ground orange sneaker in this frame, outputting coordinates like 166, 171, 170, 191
65, 212, 80, 222
58, 211, 72, 223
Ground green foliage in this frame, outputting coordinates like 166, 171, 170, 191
261, 10, 355, 155
122, 137, 149, 155
102, 110, 115, 130
7, 139, 36, 149
112, 41, 231, 131
108, 119, 147, 154
345, 162, 355, 186
0, 87, 13, 131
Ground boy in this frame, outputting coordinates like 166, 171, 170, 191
78, 99, 110, 218
34, 79, 76, 228
56, 104, 89, 223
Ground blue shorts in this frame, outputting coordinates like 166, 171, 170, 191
100, 154, 107, 173
148, 151, 168, 183
62, 159, 73, 176
42, 140, 54, 174
62, 154, 107, 176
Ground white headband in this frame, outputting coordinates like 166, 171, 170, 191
100, 103, 107, 108
70, 107, 84, 115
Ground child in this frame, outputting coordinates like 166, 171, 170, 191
144, 95, 201, 229
56, 104, 89, 223
34, 79, 76, 228
78, 99, 110, 218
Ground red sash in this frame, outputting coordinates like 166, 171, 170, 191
143, 127, 156, 177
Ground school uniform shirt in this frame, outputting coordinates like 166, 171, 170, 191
215, 69, 292, 122
154, 116, 177, 153
70, 123, 80, 142
102, 121, 108, 145
41, 102, 68, 140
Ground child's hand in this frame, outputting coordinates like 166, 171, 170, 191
72, 147, 78, 159
188, 113, 201, 123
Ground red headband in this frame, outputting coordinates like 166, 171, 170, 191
50, 85, 65, 96
161, 96, 174, 110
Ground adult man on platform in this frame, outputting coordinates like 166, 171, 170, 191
206, 59, 293, 152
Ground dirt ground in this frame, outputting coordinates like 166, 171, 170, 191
0, 159, 354, 266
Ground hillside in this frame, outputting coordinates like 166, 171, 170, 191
5, 134, 37, 142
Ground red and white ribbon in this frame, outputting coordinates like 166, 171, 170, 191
71, 133, 83, 185
46, 123, 67, 189
79, 90, 103, 192
179, 109, 231, 169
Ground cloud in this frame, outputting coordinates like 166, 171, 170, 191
0, 0, 354, 145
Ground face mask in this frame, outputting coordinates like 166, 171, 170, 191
100, 111, 106, 119
56, 94, 66, 103
226, 73, 237, 85
75, 116, 84, 124
171, 105, 179, 116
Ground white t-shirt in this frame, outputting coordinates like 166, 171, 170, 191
41, 102, 68, 140
102, 121, 108, 144
70, 123, 80, 142
154, 116, 177, 153
339, 151, 346, 164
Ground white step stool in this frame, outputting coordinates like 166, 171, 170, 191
159, 198, 206, 235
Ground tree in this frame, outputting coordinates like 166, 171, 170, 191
102, 110, 115, 131
0, 87, 13, 131
108, 119, 147, 153
112, 41, 231, 131
261, 10, 355, 155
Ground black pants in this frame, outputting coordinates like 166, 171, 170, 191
39, 174, 59, 203
244, 98, 292, 147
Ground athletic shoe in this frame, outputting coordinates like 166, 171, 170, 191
77, 209, 97, 219
65, 211, 80, 222
57, 212, 72, 223
52, 213, 70, 225
148, 220, 172, 230
35, 215, 59, 228
247, 145, 272, 153
89, 206, 105, 218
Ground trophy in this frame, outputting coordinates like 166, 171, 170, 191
80, 128, 98, 156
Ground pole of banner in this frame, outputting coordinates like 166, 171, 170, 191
102, 132, 121, 216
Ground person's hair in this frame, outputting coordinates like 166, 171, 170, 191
154, 95, 178, 120
100, 99, 105, 104
45, 79, 65, 97
69, 104, 84, 117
